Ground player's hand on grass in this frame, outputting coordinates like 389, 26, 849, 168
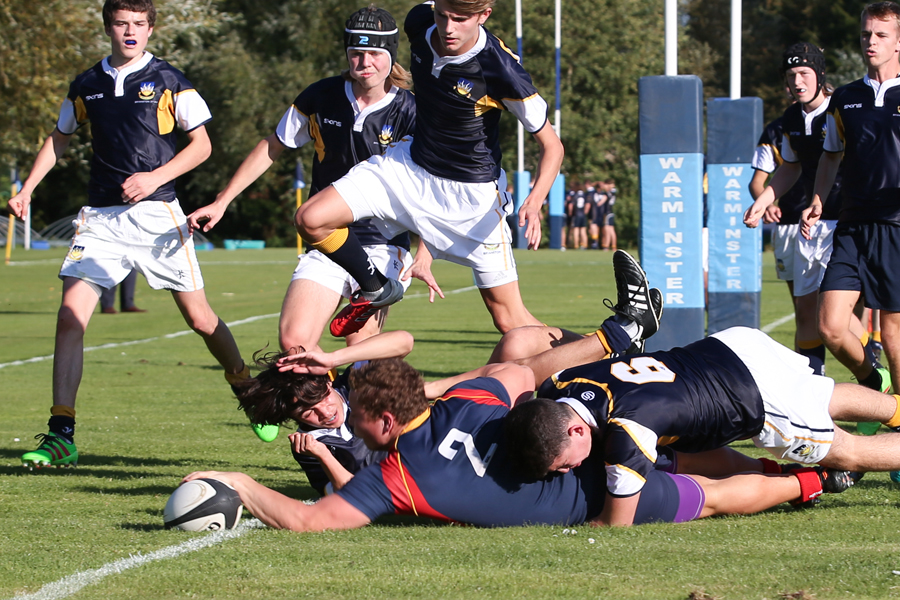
7, 190, 32, 219
800, 202, 822, 240
121, 172, 162, 203
289, 432, 327, 458
187, 202, 227, 234
519, 201, 542, 250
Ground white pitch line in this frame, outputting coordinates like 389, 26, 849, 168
761, 313, 796, 333
7, 519, 266, 600
0, 286, 479, 371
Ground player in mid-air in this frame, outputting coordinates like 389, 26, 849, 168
187, 6, 425, 442
802, 2, 900, 403
9, 0, 247, 469
293, 0, 564, 337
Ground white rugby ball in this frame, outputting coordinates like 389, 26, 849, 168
164, 478, 243, 531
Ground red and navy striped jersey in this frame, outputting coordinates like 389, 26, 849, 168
337, 377, 603, 527
404, 3, 548, 183
825, 77, 900, 223
276, 76, 416, 248
57, 54, 210, 208
537, 337, 764, 498
781, 98, 841, 220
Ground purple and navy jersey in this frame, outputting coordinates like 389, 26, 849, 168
57, 54, 211, 207
825, 77, 900, 223
404, 3, 549, 183
751, 116, 807, 224
781, 99, 841, 220
276, 76, 415, 249
537, 337, 764, 498
337, 377, 603, 527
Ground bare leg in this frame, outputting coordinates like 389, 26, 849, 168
674, 447, 766, 477
479, 281, 543, 334
880, 310, 900, 390
695, 473, 801, 518
490, 325, 612, 385
820, 426, 900, 471
53, 278, 101, 409
171, 289, 243, 373
293, 186, 356, 243
818, 289, 871, 380
827, 382, 896, 422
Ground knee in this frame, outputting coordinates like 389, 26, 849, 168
185, 311, 219, 336
56, 305, 87, 336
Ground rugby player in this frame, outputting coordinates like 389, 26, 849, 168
803, 2, 900, 399
293, 0, 564, 337
10, 0, 247, 469
744, 44, 883, 386
187, 6, 421, 441
501, 324, 900, 526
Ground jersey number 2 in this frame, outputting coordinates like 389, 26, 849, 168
438, 428, 497, 477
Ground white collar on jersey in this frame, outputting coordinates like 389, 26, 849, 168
555, 397, 599, 428
863, 72, 900, 107
800, 95, 829, 135
425, 24, 488, 78
345, 80, 400, 132
101, 52, 154, 98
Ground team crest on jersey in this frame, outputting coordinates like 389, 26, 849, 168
67, 245, 85, 261
792, 444, 814, 458
820, 123, 828, 139
454, 78, 474, 98
138, 82, 156, 100
378, 124, 395, 145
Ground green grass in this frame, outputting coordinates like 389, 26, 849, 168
2, 248, 898, 600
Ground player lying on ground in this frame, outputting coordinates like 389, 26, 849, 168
503, 323, 900, 526
185, 253, 855, 530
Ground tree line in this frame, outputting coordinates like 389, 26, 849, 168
0, 0, 873, 246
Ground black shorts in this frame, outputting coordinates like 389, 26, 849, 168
571, 215, 587, 228
604, 213, 616, 227
633, 470, 705, 524
819, 222, 900, 311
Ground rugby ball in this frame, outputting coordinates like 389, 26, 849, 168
164, 478, 243, 531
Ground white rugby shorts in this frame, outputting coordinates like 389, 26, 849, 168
332, 137, 519, 289
711, 326, 835, 464
793, 220, 836, 297
291, 244, 412, 298
59, 200, 204, 293
772, 223, 799, 282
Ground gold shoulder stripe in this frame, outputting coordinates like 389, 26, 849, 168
308, 114, 326, 162
74, 97, 88, 123
474, 95, 504, 117
401, 408, 431, 435
157, 89, 175, 135
496, 37, 521, 61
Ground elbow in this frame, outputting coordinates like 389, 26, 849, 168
398, 331, 415, 357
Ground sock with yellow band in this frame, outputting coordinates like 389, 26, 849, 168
49, 406, 76, 442
312, 228, 388, 293
797, 340, 826, 376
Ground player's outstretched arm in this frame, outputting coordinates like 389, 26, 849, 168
9, 129, 73, 219
182, 471, 371, 531
122, 125, 212, 203
188, 134, 287, 233
277, 330, 415, 375
519, 121, 564, 250
424, 363, 534, 404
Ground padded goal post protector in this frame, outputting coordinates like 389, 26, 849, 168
638, 75, 705, 351
706, 97, 764, 334
512, 170, 531, 249
547, 173, 566, 250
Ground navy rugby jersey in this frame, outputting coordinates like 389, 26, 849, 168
57, 53, 211, 207
292, 367, 386, 496
277, 76, 415, 248
537, 337, 764, 498
781, 98, 841, 220
751, 117, 807, 224
404, 3, 549, 183
825, 77, 900, 222
337, 377, 604, 527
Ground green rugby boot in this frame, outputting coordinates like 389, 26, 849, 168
251, 423, 279, 443
22, 433, 78, 469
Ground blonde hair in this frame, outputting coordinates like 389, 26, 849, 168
443, 0, 495, 14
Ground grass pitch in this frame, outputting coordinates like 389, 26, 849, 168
2, 248, 899, 600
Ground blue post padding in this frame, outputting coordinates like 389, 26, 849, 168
548, 174, 565, 250
638, 76, 704, 155
513, 171, 531, 249
638, 75, 706, 350
707, 97, 764, 164
706, 98, 763, 333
